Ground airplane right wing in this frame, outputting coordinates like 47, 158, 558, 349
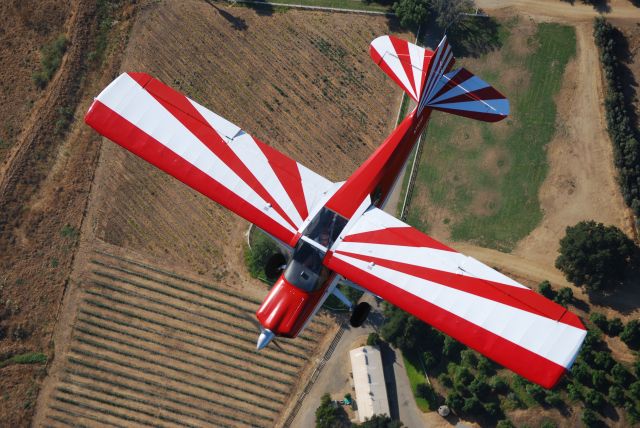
324, 207, 586, 388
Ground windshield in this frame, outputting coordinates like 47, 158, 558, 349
303, 207, 348, 249
284, 241, 330, 292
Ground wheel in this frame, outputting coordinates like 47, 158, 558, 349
264, 253, 287, 281
349, 302, 371, 328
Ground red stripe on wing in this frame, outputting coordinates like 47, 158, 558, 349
140, 77, 300, 231
343, 226, 455, 251
257, 141, 309, 223
334, 250, 580, 326
85, 99, 296, 243
324, 253, 568, 388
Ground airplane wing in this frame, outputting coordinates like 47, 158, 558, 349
324, 207, 587, 388
85, 73, 333, 245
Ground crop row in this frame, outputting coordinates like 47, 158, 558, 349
93, 250, 262, 304
79, 307, 302, 370
76, 315, 297, 379
85, 287, 310, 359
73, 327, 293, 389
64, 364, 278, 417
92, 251, 329, 330
61, 375, 271, 427
48, 404, 123, 428
90, 259, 328, 338
67, 352, 282, 407
91, 270, 318, 346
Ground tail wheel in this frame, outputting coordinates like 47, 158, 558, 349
350, 302, 371, 328
265, 253, 287, 281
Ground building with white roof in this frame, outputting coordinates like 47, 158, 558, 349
349, 345, 390, 422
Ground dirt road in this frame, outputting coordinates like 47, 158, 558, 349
513, 21, 632, 267
477, 0, 640, 22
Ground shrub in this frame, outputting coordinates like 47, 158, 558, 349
422, 351, 437, 369
554, 287, 574, 306
567, 382, 583, 401
630, 381, 640, 400
416, 383, 437, 409
591, 370, 608, 392
367, 333, 380, 347
469, 377, 491, 398
583, 389, 606, 410
446, 391, 464, 411
607, 317, 624, 336
476, 356, 494, 376
621, 320, 640, 349
608, 385, 625, 406
437, 373, 453, 388
453, 366, 473, 388
555, 221, 637, 292
582, 408, 599, 428
590, 313, 609, 332
460, 349, 478, 367
462, 396, 483, 414
32, 35, 67, 88
490, 376, 509, 394
538, 280, 554, 298
525, 383, 546, 403
544, 392, 563, 408
611, 363, 631, 386
496, 420, 515, 428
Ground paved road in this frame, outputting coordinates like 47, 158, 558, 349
290, 295, 430, 427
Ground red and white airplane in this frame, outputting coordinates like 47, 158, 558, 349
85, 35, 586, 388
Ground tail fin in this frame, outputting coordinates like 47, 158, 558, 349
370, 35, 509, 122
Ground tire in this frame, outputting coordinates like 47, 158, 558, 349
350, 302, 371, 328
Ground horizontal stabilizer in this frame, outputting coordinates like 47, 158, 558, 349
370, 35, 434, 102
422, 67, 509, 122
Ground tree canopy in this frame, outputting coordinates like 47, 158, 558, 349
393, 0, 474, 31
555, 221, 637, 292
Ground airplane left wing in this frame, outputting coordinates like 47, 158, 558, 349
324, 207, 586, 388
85, 73, 333, 245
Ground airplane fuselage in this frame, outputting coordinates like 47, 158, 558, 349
256, 107, 432, 341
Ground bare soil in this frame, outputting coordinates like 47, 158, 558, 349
513, 21, 632, 267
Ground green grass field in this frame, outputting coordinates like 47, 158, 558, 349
407, 21, 576, 251
403, 353, 432, 412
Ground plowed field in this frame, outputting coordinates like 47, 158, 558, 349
42, 250, 333, 427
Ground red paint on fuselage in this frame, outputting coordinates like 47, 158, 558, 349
256, 273, 337, 338
256, 106, 432, 339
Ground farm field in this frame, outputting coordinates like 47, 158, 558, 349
243, 0, 392, 12
90, 0, 407, 279
407, 18, 577, 252
40, 249, 333, 427
31, 1, 410, 426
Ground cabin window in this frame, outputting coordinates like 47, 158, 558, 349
302, 207, 348, 249
284, 241, 330, 292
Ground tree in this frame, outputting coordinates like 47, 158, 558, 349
621, 320, 640, 349
607, 317, 624, 336
496, 420, 515, 428
611, 363, 631, 386
355, 414, 404, 428
446, 391, 464, 411
462, 396, 483, 414
555, 221, 637, 292
394, 0, 431, 29
582, 408, 600, 428
429, 0, 475, 29
367, 332, 381, 347
555, 287, 574, 306
525, 383, 546, 403
538, 280, 554, 298
590, 313, 609, 332
545, 392, 564, 408
608, 385, 625, 406
315, 393, 344, 428
583, 389, 605, 410
469, 377, 491, 398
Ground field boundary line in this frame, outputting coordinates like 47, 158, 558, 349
230, 0, 395, 16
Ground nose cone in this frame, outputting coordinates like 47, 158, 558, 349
256, 329, 275, 350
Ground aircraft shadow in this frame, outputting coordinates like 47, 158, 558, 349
205, 1, 249, 30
